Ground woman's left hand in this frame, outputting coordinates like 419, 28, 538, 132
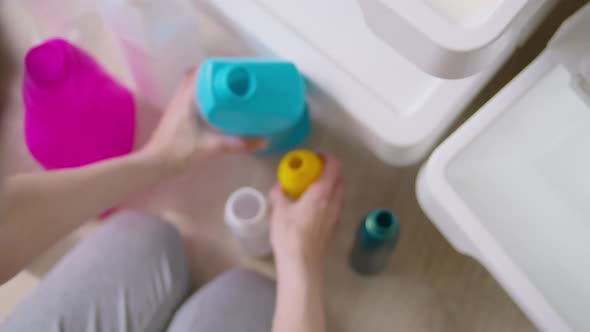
141, 68, 267, 174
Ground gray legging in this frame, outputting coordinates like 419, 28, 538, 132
0, 210, 276, 332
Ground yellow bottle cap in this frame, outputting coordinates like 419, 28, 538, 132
278, 149, 324, 200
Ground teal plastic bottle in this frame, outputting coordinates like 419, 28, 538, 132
350, 209, 400, 275
196, 58, 310, 153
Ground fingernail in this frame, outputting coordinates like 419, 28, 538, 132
225, 137, 246, 148
258, 139, 269, 149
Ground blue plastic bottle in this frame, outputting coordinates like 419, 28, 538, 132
349, 209, 400, 275
196, 58, 310, 153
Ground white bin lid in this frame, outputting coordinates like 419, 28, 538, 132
418, 4, 590, 331
357, 0, 550, 78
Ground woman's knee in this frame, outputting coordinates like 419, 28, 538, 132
167, 269, 275, 332
3, 210, 191, 332
88, 210, 190, 289
216, 268, 276, 291
101, 210, 185, 257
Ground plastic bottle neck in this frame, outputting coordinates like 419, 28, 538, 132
365, 209, 399, 239
225, 187, 268, 233
25, 38, 71, 90
213, 65, 255, 103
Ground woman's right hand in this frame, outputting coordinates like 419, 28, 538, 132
269, 155, 344, 276
141, 69, 266, 176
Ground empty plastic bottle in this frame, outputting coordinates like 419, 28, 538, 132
350, 209, 400, 275
278, 149, 324, 200
23, 38, 135, 169
196, 58, 310, 153
225, 187, 271, 257
96, 0, 203, 109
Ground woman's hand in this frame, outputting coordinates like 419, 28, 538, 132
269, 154, 344, 276
141, 69, 266, 175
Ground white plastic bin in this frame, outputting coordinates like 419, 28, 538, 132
201, 0, 556, 166
417, 4, 590, 331
358, 0, 552, 78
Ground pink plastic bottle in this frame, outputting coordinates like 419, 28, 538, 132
23, 38, 135, 169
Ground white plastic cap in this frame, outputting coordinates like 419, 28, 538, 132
224, 187, 272, 257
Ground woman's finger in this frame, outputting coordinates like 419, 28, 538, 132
233, 137, 267, 152
269, 182, 290, 208
301, 154, 341, 203
326, 178, 345, 226
201, 132, 267, 155
161, 67, 199, 120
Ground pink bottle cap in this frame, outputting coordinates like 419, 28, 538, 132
25, 39, 68, 84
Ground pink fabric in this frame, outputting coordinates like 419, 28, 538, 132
23, 38, 135, 169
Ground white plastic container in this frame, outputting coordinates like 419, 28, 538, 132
96, 0, 204, 109
417, 4, 590, 331
357, 0, 553, 79
201, 0, 555, 166
224, 187, 272, 257
15, 0, 109, 59
19, 0, 96, 43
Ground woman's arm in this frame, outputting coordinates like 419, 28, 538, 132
269, 156, 344, 332
274, 265, 327, 332
0, 70, 265, 284
0, 151, 170, 282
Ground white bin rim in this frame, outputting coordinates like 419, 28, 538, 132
357, 0, 541, 78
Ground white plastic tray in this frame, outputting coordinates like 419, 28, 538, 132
418, 56, 587, 331
417, 5, 590, 327
202, 0, 554, 166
